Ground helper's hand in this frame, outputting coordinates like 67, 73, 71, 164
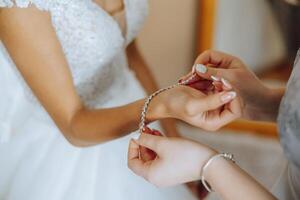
128, 133, 277, 200
152, 85, 241, 131
128, 133, 216, 187
181, 50, 280, 121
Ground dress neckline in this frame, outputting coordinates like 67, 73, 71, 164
91, 0, 128, 42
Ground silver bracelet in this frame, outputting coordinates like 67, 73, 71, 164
201, 153, 236, 193
139, 73, 197, 134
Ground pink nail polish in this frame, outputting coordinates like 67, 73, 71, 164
192, 66, 196, 74
195, 64, 207, 74
211, 75, 220, 81
221, 78, 232, 89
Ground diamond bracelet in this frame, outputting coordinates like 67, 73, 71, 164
138, 73, 197, 134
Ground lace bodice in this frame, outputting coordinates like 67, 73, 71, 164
0, 0, 148, 143
0, 0, 148, 107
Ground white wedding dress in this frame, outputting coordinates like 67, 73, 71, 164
0, 0, 196, 200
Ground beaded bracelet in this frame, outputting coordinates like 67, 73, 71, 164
201, 153, 236, 192
138, 73, 197, 134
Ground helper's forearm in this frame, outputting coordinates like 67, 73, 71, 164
255, 88, 285, 122
205, 158, 277, 200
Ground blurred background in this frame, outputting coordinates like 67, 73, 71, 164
137, 0, 299, 199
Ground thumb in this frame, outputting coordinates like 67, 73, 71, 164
127, 139, 150, 179
192, 91, 237, 111
194, 64, 227, 81
137, 133, 165, 153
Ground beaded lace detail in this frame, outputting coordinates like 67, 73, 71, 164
0, 0, 71, 10
0, 0, 148, 107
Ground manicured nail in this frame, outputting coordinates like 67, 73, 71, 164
133, 139, 139, 143
221, 91, 237, 103
195, 64, 207, 74
221, 78, 232, 89
192, 66, 196, 74
211, 75, 220, 81
130, 138, 138, 144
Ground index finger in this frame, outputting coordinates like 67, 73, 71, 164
195, 50, 236, 69
138, 133, 165, 154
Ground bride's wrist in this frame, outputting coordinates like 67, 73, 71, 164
145, 95, 169, 122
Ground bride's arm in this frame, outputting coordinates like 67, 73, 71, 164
126, 41, 180, 137
126, 41, 159, 98
0, 7, 166, 147
0, 7, 235, 147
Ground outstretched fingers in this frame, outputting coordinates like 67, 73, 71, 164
194, 50, 236, 69
194, 64, 229, 82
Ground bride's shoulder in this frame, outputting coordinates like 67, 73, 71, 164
0, 0, 71, 11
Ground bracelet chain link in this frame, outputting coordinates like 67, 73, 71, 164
139, 74, 197, 133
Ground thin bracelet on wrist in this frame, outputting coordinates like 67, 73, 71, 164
200, 153, 236, 193
139, 73, 197, 134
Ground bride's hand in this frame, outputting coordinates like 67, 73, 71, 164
128, 133, 216, 187
149, 85, 241, 131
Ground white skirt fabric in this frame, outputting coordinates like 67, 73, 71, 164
0, 66, 196, 200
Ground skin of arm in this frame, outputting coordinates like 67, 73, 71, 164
258, 87, 285, 122
0, 6, 165, 147
0, 7, 238, 147
126, 41, 202, 196
126, 41, 180, 137
128, 134, 277, 200
181, 50, 286, 122
205, 156, 277, 200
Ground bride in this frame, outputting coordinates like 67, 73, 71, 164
0, 0, 239, 199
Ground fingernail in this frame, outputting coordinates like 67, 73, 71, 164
195, 64, 207, 74
130, 138, 137, 144
221, 91, 236, 103
192, 66, 196, 74
211, 75, 220, 81
152, 129, 163, 136
221, 78, 232, 89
